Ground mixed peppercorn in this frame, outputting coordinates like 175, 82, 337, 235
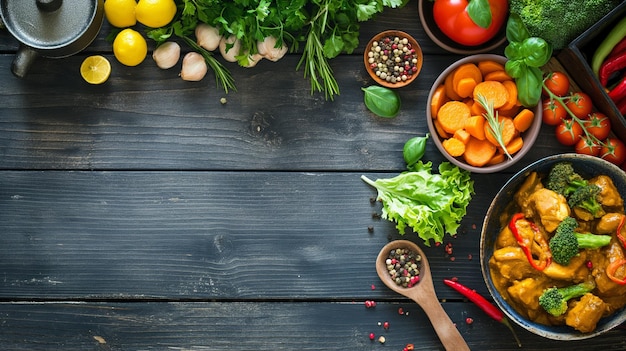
384, 247, 422, 288
367, 35, 420, 85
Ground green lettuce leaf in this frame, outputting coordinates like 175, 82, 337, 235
361, 161, 474, 246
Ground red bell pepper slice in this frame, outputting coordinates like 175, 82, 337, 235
607, 259, 626, 285
508, 213, 551, 271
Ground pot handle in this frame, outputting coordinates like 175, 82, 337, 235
12, 44, 39, 78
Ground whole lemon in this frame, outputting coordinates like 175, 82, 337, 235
135, 0, 177, 28
113, 28, 148, 66
104, 0, 137, 28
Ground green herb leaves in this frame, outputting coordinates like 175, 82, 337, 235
361, 161, 474, 246
504, 14, 552, 107
467, 0, 493, 29
362, 86, 401, 118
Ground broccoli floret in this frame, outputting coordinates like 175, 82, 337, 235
567, 182, 603, 217
545, 162, 583, 196
545, 162, 603, 217
509, 0, 621, 49
549, 217, 612, 265
539, 281, 596, 317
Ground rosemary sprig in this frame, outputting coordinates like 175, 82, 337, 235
476, 93, 513, 160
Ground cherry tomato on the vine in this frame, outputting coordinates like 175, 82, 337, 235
584, 112, 611, 141
542, 98, 566, 126
555, 119, 583, 146
575, 136, 601, 156
565, 92, 593, 119
432, 0, 508, 46
543, 71, 570, 97
600, 138, 626, 165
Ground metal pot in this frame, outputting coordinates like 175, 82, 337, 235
0, 0, 104, 78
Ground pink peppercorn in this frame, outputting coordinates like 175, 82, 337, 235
398, 307, 404, 315
369, 332, 375, 340
383, 321, 390, 330
466, 317, 474, 325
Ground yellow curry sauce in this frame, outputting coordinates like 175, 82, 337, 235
489, 170, 626, 333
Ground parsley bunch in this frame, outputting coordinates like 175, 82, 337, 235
146, 0, 407, 99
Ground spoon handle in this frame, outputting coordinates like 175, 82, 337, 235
418, 297, 470, 351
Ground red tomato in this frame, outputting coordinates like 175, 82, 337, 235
575, 136, 601, 156
432, 0, 508, 46
542, 98, 566, 126
584, 112, 611, 141
543, 71, 570, 97
555, 119, 583, 146
565, 92, 593, 119
601, 138, 626, 165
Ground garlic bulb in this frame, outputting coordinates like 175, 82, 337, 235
180, 52, 207, 81
152, 41, 181, 69
196, 23, 221, 51
257, 36, 288, 62
242, 53, 263, 68
219, 36, 241, 62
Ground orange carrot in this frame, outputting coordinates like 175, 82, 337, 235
484, 116, 516, 147
500, 80, 518, 111
497, 104, 521, 118
463, 137, 497, 167
487, 151, 506, 165
505, 136, 524, 155
442, 137, 466, 157
484, 70, 513, 82
453, 128, 471, 144
473, 81, 509, 109
512, 108, 535, 133
478, 60, 505, 76
430, 84, 449, 119
470, 99, 486, 116
464, 115, 486, 140
456, 77, 478, 98
445, 72, 462, 100
434, 119, 450, 139
437, 101, 471, 134
452, 63, 483, 97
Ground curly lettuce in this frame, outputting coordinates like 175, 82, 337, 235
361, 161, 474, 246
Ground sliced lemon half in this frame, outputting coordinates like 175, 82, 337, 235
80, 55, 112, 85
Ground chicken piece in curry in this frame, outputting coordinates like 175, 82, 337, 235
489, 163, 626, 333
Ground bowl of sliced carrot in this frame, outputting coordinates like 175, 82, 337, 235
427, 54, 542, 173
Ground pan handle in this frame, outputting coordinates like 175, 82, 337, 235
11, 44, 39, 78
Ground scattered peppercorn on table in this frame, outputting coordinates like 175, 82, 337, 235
0, 1, 623, 350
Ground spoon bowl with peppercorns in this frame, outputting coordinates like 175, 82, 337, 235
376, 240, 470, 351
364, 30, 423, 88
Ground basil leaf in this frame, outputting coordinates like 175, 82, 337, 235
521, 37, 553, 67
516, 66, 543, 107
504, 59, 524, 79
362, 86, 401, 118
467, 0, 492, 29
403, 134, 429, 167
506, 13, 529, 43
504, 41, 523, 61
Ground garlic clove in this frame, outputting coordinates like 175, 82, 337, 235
196, 23, 221, 51
257, 36, 288, 62
180, 52, 208, 81
219, 36, 240, 63
152, 41, 181, 69
242, 53, 263, 68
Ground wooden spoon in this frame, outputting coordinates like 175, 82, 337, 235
376, 240, 470, 351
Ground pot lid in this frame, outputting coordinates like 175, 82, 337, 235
1, 0, 100, 50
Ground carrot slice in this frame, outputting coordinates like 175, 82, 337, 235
456, 77, 477, 98
505, 136, 524, 155
433, 119, 450, 139
464, 115, 486, 140
463, 137, 497, 167
487, 151, 506, 165
484, 70, 513, 82
500, 80, 518, 111
512, 108, 535, 132
478, 60, 505, 76
497, 104, 521, 118
453, 128, 471, 144
437, 101, 471, 134
452, 63, 482, 97
430, 84, 449, 118
442, 137, 466, 157
445, 72, 462, 100
484, 116, 516, 147
473, 81, 509, 109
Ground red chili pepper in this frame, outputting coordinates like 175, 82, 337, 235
608, 74, 626, 103
443, 279, 521, 347
599, 52, 626, 86
606, 259, 626, 285
617, 215, 626, 249
508, 213, 551, 271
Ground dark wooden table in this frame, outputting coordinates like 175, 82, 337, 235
1, 2, 624, 350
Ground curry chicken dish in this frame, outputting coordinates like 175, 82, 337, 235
489, 162, 626, 333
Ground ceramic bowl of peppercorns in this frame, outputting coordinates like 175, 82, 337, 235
364, 30, 423, 88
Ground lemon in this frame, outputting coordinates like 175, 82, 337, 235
80, 55, 112, 84
113, 28, 148, 66
104, 0, 137, 28
135, 0, 177, 28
